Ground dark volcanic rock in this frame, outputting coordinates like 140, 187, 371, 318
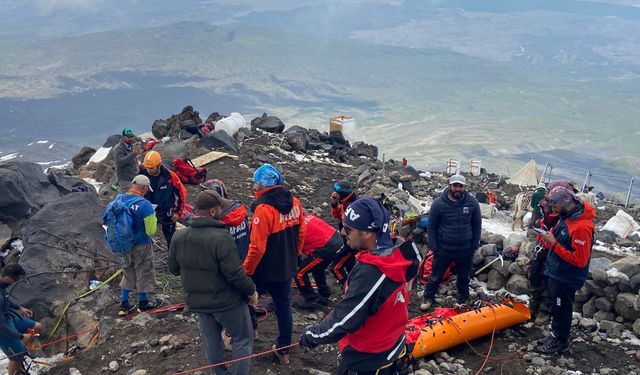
0, 162, 60, 221
71, 146, 96, 170
199, 131, 239, 153
251, 113, 285, 133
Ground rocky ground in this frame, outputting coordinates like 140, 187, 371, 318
2, 108, 640, 375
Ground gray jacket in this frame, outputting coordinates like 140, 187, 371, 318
113, 140, 139, 182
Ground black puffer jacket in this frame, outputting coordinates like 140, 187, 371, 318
428, 187, 482, 254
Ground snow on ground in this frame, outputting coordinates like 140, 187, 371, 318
594, 240, 639, 256
83, 178, 103, 193
482, 210, 523, 238
87, 147, 111, 164
0, 152, 18, 161
0, 353, 65, 375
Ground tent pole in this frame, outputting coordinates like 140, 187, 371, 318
625, 177, 634, 208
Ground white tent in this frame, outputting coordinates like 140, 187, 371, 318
507, 159, 541, 186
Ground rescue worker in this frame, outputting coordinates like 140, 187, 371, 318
140, 151, 186, 247
243, 164, 306, 365
329, 181, 358, 285
535, 185, 595, 354
293, 214, 343, 310
299, 197, 418, 374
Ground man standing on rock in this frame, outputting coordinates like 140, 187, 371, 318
420, 174, 481, 311
0, 264, 43, 375
243, 163, 306, 365
140, 150, 186, 247
299, 197, 418, 374
116, 175, 161, 316
535, 186, 595, 354
113, 128, 142, 193
169, 191, 258, 375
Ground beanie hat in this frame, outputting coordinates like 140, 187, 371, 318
343, 197, 393, 249
546, 186, 578, 207
195, 191, 221, 211
253, 164, 285, 187
200, 179, 228, 198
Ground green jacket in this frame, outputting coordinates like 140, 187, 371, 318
531, 188, 546, 215
168, 217, 256, 313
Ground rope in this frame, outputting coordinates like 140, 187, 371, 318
171, 343, 299, 375
0, 326, 98, 362
47, 269, 123, 340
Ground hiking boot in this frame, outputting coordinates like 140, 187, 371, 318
118, 302, 136, 317
420, 299, 434, 311
138, 299, 162, 312
536, 336, 569, 355
293, 299, 320, 310
272, 344, 290, 365
317, 296, 330, 306
535, 334, 555, 347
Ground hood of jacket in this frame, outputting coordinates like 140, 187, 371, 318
220, 201, 248, 227
356, 243, 414, 283
252, 185, 293, 214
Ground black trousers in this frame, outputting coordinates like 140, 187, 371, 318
330, 238, 356, 286
548, 277, 576, 342
161, 222, 176, 247
296, 232, 343, 300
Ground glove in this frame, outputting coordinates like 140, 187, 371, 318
299, 329, 318, 349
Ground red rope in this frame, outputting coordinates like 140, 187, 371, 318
0, 326, 98, 362
171, 343, 299, 375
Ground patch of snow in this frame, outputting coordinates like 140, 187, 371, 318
36, 140, 49, 144
0, 152, 18, 161
83, 178, 103, 193
606, 267, 630, 281
48, 143, 55, 149
37, 160, 66, 166
482, 211, 523, 238
88, 146, 112, 164
10, 239, 23, 253
27, 142, 34, 146
593, 241, 638, 256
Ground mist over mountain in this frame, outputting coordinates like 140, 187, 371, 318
1, 0, 639, 197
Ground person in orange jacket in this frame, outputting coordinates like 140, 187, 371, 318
140, 151, 187, 247
243, 163, 306, 365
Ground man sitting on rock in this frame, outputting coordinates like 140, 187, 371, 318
113, 127, 142, 193
535, 186, 595, 354
0, 264, 43, 375
293, 213, 343, 310
299, 198, 417, 374
117, 175, 161, 316
169, 191, 258, 375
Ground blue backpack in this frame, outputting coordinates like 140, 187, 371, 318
103, 194, 145, 256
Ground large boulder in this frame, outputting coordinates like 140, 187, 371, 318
71, 146, 96, 170
506, 274, 529, 295
614, 293, 640, 321
251, 113, 285, 133
590, 257, 613, 287
12, 193, 119, 347
199, 131, 239, 154
0, 162, 60, 221
284, 128, 309, 153
47, 169, 97, 195
607, 256, 640, 279
487, 269, 507, 290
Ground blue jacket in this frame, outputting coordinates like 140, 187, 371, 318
120, 193, 156, 246
428, 187, 482, 254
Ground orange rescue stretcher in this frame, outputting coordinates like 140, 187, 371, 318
408, 299, 531, 358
